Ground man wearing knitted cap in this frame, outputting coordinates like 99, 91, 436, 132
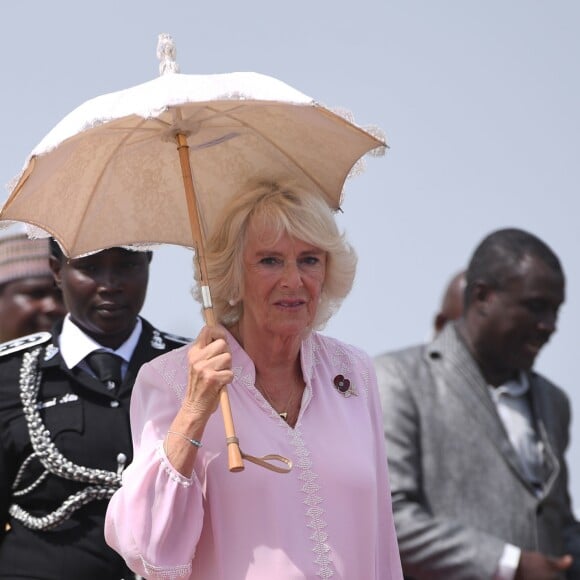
0, 232, 66, 341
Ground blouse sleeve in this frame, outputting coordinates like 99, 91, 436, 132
105, 360, 203, 579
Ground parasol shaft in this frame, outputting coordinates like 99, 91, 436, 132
176, 133, 245, 473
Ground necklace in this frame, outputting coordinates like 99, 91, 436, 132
258, 382, 301, 422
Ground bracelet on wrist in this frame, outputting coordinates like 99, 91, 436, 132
167, 430, 203, 448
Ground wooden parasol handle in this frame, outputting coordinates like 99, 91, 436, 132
175, 133, 245, 473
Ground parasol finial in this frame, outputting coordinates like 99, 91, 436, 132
157, 33, 180, 75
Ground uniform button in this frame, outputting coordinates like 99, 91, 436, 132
109, 400, 120, 408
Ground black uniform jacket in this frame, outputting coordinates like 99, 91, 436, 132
0, 318, 190, 580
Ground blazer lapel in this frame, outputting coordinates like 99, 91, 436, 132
432, 324, 537, 491
527, 373, 560, 496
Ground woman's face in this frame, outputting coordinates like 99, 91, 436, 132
240, 221, 326, 341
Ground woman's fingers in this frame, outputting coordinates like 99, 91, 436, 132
189, 339, 230, 369
190, 353, 234, 387
188, 335, 232, 378
183, 325, 234, 416
194, 324, 229, 349
189, 325, 231, 368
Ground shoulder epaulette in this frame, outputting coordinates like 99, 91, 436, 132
162, 332, 192, 345
0, 332, 52, 357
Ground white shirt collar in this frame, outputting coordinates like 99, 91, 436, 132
59, 314, 143, 370
487, 371, 544, 492
489, 371, 529, 401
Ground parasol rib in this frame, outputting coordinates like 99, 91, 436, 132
200, 103, 338, 206
67, 118, 151, 255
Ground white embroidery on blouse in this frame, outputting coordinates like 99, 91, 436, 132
352, 347, 371, 399
141, 555, 192, 579
303, 336, 335, 578
149, 332, 370, 579
331, 340, 370, 399
292, 425, 334, 578
158, 345, 189, 401
155, 442, 193, 488
231, 334, 335, 577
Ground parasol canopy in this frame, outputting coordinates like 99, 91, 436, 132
0, 34, 387, 472
1, 39, 385, 257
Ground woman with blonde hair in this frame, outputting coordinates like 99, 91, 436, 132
105, 181, 403, 579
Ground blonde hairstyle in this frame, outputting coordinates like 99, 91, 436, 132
193, 181, 357, 329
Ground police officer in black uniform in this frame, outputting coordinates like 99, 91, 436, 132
0, 241, 190, 579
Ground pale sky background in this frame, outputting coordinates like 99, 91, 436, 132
1, 2, 578, 512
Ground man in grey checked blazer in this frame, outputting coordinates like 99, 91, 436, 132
375, 228, 580, 579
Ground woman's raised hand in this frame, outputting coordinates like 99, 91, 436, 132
164, 326, 233, 476
183, 325, 234, 420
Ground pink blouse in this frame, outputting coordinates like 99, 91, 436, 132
105, 331, 403, 579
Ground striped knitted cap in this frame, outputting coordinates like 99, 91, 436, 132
0, 233, 52, 287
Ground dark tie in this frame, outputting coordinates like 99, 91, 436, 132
86, 351, 123, 390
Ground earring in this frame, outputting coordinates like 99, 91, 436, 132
228, 298, 237, 306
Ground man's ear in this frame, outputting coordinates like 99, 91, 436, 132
434, 313, 447, 334
472, 281, 493, 315
49, 255, 63, 288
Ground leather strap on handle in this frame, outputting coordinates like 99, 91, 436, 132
226, 437, 292, 474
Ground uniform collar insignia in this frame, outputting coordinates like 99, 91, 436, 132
162, 332, 191, 345
43, 344, 59, 361
150, 330, 166, 350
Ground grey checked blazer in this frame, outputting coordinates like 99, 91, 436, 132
375, 323, 580, 579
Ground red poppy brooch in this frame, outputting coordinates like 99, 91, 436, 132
333, 374, 357, 397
